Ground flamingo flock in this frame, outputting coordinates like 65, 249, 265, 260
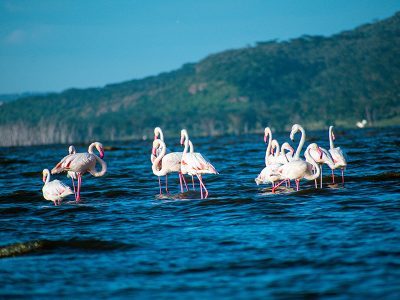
42, 142, 107, 205
255, 124, 347, 193
151, 128, 218, 199
41, 124, 347, 205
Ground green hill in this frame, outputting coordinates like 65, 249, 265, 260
1, 12, 399, 146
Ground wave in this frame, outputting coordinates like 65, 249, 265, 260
0, 239, 132, 259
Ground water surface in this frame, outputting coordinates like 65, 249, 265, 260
1, 127, 400, 299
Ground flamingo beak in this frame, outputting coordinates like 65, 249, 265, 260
271, 148, 274, 155
42, 175, 46, 183
154, 135, 157, 140
99, 149, 105, 159
332, 133, 336, 141
152, 147, 157, 156
180, 136, 184, 145
263, 135, 267, 143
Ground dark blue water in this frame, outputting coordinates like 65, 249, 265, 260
1, 127, 400, 299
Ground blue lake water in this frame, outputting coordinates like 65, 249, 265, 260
1, 127, 400, 299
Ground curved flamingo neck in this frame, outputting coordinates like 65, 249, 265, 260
152, 140, 166, 176
155, 127, 164, 141
329, 126, 335, 149
88, 143, 96, 154
272, 139, 280, 157
181, 130, 189, 155
89, 155, 107, 177
189, 140, 194, 153
304, 148, 320, 180
293, 126, 306, 160
265, 127, 272, 158
43, 169, 50, 184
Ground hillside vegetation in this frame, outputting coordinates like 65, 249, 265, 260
1, 12, 399, 146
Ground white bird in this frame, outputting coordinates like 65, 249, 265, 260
255, 162, 283, 187
271, 124, 320, 193
328, 126, 348, 185
42, 169, 73, 205
180, 129, 218, 199
152, 139, 185, 194
51, 142, 107, 201
308, 142, 334, 188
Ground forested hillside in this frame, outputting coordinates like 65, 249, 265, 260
1, 12, 399, 146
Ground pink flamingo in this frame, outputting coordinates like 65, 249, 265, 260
51, 142, 107, 201
271, 124, 321, 193
328, 126, 348, 185
152, 127, 187, 192
308, 142, 334, 188
255, 162, 283, 187
151, 139, 184, 194
180, 129, 218, 199
42, 169, 74, 205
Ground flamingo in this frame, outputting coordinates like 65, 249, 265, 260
151, 127, 170, 163
42, 169, 73, 205
328, 126, 348, 185
67, 145, 77, 197
151, 139, 185, 194
180, 129, 218, 199
255, 162, 283, 187
308, 142, 334, 188
151, 127, 187, 192
51, 142, 107, 201
271, 124, 321, 193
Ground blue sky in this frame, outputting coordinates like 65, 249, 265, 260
1, 0, 400, 94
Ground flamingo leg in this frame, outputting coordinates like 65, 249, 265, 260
165, 174, 169, 194
71, 177, 76, 198
158, 177, 162, 195
196, 174, 204, 199
197, 175, 208, 199
320, 165, 323, 188
295, 179, 300, 191
314, 179, 318, 189
182, 175, 188, 191
179, 172, 184, 193
288, 180, 291, 188
192, 176, 195, 190
332, 169, 335, 183
272, 179, 286, 193
341, 168, 345, 186
76, 173, 82, 202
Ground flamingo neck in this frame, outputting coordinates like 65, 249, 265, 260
304, 148, 320, 180
273, 140, 280, 157
189, 140, 194, 153
152, 140, 166, 176
294, 126, 306, 160
329, 126, 335, 149
89, 155, 107, 177
43, 170, 50, 184
182, 131, 189, 155
88, 143, 96, 154
265, 128, 272, 159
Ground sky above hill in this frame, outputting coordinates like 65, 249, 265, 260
1, 0, 400, 94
